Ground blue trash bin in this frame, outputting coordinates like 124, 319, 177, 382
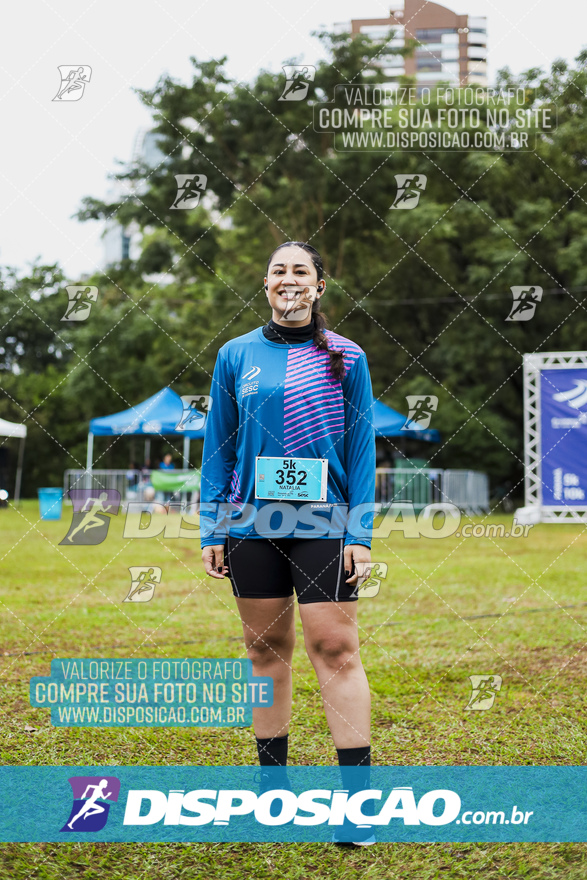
38, 487, 64, 521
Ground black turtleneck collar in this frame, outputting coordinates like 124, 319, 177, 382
262, 318, 315, 344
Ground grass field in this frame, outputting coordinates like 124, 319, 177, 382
1, 500, 586, 879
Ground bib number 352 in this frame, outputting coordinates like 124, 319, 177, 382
255, 456, 328, 501
275, 460, 307, 487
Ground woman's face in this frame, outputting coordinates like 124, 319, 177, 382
264, 245, 323, 325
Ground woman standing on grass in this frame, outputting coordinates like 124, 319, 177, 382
200, 242, 376, 841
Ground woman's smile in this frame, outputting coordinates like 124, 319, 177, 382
279, 286, 309, 299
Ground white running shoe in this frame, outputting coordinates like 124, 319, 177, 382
351, 834, 376, 846
332, 828, 376, 847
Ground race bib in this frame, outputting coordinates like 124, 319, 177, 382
255, 457, 328, 501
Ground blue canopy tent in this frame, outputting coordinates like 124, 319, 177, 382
86, 389, 439, 471
87, 387, 205, 471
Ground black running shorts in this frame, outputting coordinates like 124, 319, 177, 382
225, 536, 357, 604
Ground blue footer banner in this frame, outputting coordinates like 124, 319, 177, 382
1, 766, 586, 842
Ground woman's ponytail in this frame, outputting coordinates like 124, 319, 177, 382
312, 300, 346, 381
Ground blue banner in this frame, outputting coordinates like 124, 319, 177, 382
540, 368, 587, 507
1, 766, 586, 842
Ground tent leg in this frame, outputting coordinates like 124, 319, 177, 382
183, 436, 190, 469
86, 432, 94, 473
144, 438, 151, 466
14, 436, 25, 505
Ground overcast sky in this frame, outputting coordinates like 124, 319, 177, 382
2, 0, 586, 279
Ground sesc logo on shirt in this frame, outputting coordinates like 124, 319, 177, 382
241, 366, 261, 397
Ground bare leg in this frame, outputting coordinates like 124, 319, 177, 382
235, 596, 296, 739
299, 602, 370, 748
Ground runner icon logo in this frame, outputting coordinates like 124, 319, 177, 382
390, 174, 427, 210
60, 286, 99, 322
123, 566, 162, 603
465, 674, 502, 711
278, 65, 315, 101
356, 561, 388, 598
176, 395, 213, 431
171, 174, 207, 209
506, 286, 543, 321
60, 490, 121, 546
281, 285, 317, 322
61, 776, 121, 832
52, 66, 92, 101
402, 395, 438, 431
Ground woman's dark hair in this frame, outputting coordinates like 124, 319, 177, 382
266, 241, 346, 381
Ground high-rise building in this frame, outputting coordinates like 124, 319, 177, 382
350, 0, 487, 90
102, 129, 167, 269
101, 127, 230, 273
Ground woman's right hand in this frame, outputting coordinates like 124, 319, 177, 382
202, 545, 229, 579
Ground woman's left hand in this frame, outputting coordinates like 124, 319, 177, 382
343, 544, 372, 586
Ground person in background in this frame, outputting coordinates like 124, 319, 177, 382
138, 458, 153, 503
125, 461, 139, 500
159, 453, 175, 504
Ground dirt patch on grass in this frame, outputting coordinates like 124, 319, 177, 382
508, 643, 587, 679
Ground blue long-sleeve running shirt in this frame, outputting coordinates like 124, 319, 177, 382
200, 326, 376, 547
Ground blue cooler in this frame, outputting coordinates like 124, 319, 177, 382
38, 488, 63, 520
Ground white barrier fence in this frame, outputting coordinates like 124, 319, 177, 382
376, 468, 489, 515
64, 469, 150, 501
443, 470, 490, 515
64, 467, 489, 515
